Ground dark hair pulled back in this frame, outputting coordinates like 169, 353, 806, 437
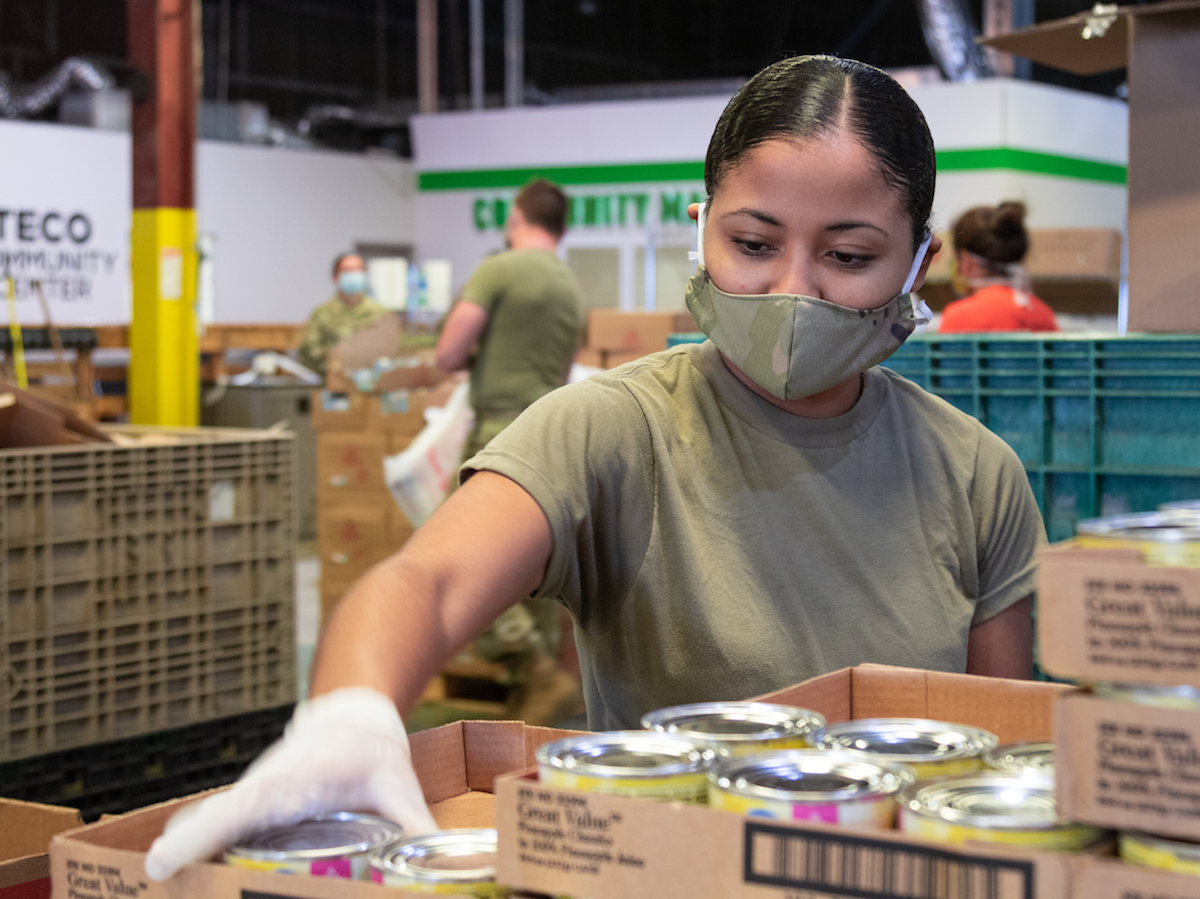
952, 202, 1028, 269
705, 55, 936, 252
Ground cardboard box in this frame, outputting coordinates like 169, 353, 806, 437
495, 665, 1078, 899
311, 389, 372, 432
1057, 688, 1200, 844
602, 349, 647, 369
587, 309, 697, 353
48, 721, 578, 899
574, 346, 604, 369
0, 798, 82, 899
317, 432, 390, 493
984, 1, 1200, 332
1037, 541, 1200, 688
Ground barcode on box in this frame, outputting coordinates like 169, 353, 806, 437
743, 823, 1034, 899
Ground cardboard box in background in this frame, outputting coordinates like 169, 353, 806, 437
587, 309, 697, 354
49, 721, 580, 899
984, 1, 1200, 332
918, 228, 1122, 314
1, 799, 81, 899
496, 665, 1076, 899
1036, 541, 1200, 689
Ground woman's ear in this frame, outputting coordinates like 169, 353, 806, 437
910, 234, 943, 293
687, 202, 702, 222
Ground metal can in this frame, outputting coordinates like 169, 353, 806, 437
898, 773, 1108, 851
1120, 831, 1200, 875
812, 718, 998, 780
370, 829, 508, 896
225, 812, 403, 879
536, 730, 729, 803
707, 750, 914, 830
1075, 511, 1200, 566
1160, 499, 1200, 514
640, 701, 826, 756
1093, 681, 1200, 710
984, 741, 1056, 777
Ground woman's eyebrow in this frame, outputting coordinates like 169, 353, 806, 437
827, 220, 889, 237
722, 208, 784, 228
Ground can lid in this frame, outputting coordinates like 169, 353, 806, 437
984, 741, 1055, 776
640, 702, 826, 744
1076, 511, 1200, 541
1093, 682, 1200, 708
536, 730, 727, 778
899, 773, 1093, 831
812, 718, 998, 764
1159, 499, 1200, 513
1123, 831, 1200, 862
229, 813, 402, 860
371, 829, 498, 885
710, 750, 914, 801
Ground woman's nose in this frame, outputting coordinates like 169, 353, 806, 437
770, 259, 821, 299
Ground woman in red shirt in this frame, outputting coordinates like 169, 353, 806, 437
939, 202, 1059, 333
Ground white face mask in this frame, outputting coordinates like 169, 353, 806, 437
687, 202, 932, 401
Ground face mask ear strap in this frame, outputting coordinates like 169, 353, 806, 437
901, 231, 933, 295
688, 201, 707, 268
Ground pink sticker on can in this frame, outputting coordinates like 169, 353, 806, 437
311, 858, 353, 878
371, 867, 384, 884
792, 804, 838, 824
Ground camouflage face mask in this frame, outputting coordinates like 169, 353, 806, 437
684, 234, 933, 401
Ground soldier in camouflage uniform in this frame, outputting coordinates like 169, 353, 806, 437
298, 253, 388, 377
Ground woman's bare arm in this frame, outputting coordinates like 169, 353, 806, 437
310, 470, 554, 711
965, 595, 1034, 679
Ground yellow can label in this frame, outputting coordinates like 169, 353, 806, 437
906, 757, 986, 781
900, 812, 1099, 852
374, 869, 509, 896
540, 767, 708, 803
1076, 535, 1200, 567
726, 736, 813, 756
710, 786, 894, 829
1120, 834, 1200, 874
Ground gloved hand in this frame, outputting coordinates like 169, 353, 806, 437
144, 687, 438, 880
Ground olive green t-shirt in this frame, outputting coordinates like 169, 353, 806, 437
460, 248, 582, 415
464, 342, 1045, 730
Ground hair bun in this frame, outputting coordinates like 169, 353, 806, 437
993, 202, 1027, 238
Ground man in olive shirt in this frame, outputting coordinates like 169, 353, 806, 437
298, 253, 388, 377
435, 179, 583, 725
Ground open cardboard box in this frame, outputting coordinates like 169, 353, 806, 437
49, 721, 580, 899
495, 665, 1082, 899
1037, 540, 1200, 689
983, 1, 1200, 332
0, 798, 82, 899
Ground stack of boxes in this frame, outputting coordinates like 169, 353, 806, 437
576, 309, 698, 369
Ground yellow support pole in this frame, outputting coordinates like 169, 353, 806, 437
129, 208, 198, 425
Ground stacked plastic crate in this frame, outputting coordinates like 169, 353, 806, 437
0, 426, 296, 763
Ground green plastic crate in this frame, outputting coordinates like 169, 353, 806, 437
885, 334, 1200, 541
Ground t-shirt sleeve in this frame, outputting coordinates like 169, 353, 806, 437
970, 431, 1047, 625
459, 254, 508, 315
460, 377, 656, 630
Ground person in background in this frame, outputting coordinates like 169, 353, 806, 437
434, 178, 584, 727
938, 202, 1059, 333
297, 253, 389, 376
146, 55, 1042, 880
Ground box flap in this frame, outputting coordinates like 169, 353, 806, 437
981, 0, 1200, 74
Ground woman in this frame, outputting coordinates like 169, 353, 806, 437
146, 55, 1043, 879
938, 201, 1059, 332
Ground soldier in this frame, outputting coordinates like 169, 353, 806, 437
297, 253, 388, 377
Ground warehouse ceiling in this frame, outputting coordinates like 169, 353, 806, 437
1, 0, 1136, 153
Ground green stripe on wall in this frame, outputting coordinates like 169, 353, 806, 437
936, 148, 1126, 184
417, 148, 1125, 191
418, 161, 705, 190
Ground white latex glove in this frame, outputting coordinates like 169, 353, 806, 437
144, 687, 438, 881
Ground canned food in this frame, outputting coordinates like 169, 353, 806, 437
898, 773, 1108, 851
984, 741, 1055, 777
1120, 831, 1200, 875
536, 730, 728, 803
640, 701, 826, 755
1160, 499, 1200, 514
370, 829, 507, 895
1093, 681, 1200, 710
707, 750, 914, 830
225, 812, 402, 879
812, 718, 998, 780
1075, 511, 1200, 566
